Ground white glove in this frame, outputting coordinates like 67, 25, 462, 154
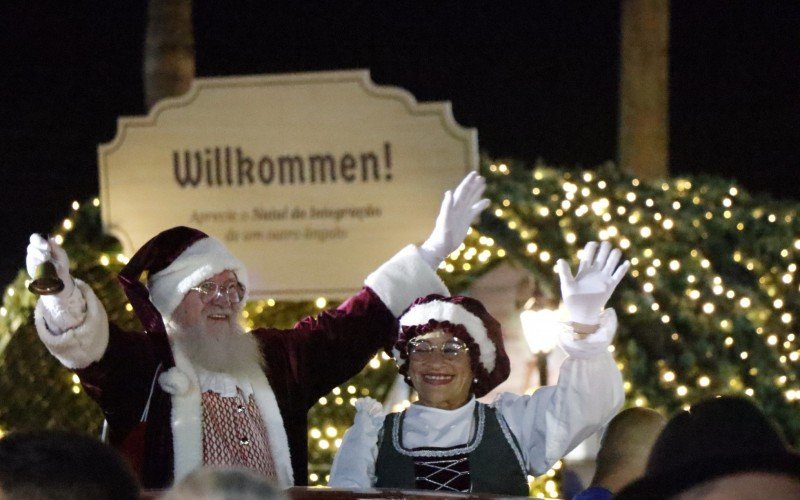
329, 397, 385, 488
556, 241, 630, 325
353, 397, 386, 428
419, 171, 490, 269
26, 234, 75, 299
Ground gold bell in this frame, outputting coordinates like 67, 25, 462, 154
28, 262, 65, 295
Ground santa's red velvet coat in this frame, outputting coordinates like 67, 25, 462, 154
34, 245, 448, 490
75, 287, 394, 489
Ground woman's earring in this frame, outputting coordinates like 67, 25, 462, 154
473, 377, 478, 384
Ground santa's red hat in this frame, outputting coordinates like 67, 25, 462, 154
393, 294, 510, 398
118, 226, 248, 337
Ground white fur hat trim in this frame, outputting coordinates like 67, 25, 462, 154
399, 300, 496, 372
148, 236, 248, 321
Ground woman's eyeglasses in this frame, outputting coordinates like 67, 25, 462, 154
407, 338, 469, 359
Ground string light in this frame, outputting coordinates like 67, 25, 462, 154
5, 167, 800, 492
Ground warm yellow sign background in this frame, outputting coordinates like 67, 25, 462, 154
99, 71, 477, 299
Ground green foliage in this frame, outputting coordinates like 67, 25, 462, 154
473, 158, 800, 445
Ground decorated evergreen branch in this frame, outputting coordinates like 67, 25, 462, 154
473, 158, 800, 446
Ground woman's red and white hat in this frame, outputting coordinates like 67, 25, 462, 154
394, 294, 510, 398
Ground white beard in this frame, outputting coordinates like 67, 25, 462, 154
167, 308, 263, 375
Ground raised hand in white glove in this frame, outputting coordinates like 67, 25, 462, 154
26, 234, 75, 299
329, 396, 386, 488
556, 241, 630, 326
353, 397, 386, 429
419, 171, 490, 269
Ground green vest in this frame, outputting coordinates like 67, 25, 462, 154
374, 402, 529, 496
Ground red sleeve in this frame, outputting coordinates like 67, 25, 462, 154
74, 325, 160, 439
254, 287, 397, 408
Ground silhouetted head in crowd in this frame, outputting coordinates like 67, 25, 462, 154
590, 407, 666, 493
160, 467, 287, 500
615, 396, 800, 499
0, 430, 139, 500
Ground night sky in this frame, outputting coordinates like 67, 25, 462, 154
1, 1, 798, 287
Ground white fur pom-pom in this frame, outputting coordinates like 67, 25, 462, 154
158, 367, 192, 396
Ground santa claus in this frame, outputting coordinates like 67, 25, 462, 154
25, 172, 489, 489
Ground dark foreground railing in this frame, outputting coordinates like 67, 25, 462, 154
143, 486, 539, 499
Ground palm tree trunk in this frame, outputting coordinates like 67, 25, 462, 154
619, 0, 670, 180
143, 0, 195, 111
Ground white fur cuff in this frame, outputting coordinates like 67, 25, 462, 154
364, 245, 449, 317
558, 308, 618, 359
34, 280, 109, 370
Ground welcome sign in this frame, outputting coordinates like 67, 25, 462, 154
99, 70, 477, 299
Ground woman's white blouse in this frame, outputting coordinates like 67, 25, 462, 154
402, 397, 477, 449
329, 308, 624, 489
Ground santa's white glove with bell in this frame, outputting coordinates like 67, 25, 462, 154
26, 234, 84, 332
556, 241, 630, 326
419, 171, 490, 270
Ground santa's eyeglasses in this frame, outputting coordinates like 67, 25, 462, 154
189, 280, 246, 304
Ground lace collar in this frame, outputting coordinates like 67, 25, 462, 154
195, 367, 255, 399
